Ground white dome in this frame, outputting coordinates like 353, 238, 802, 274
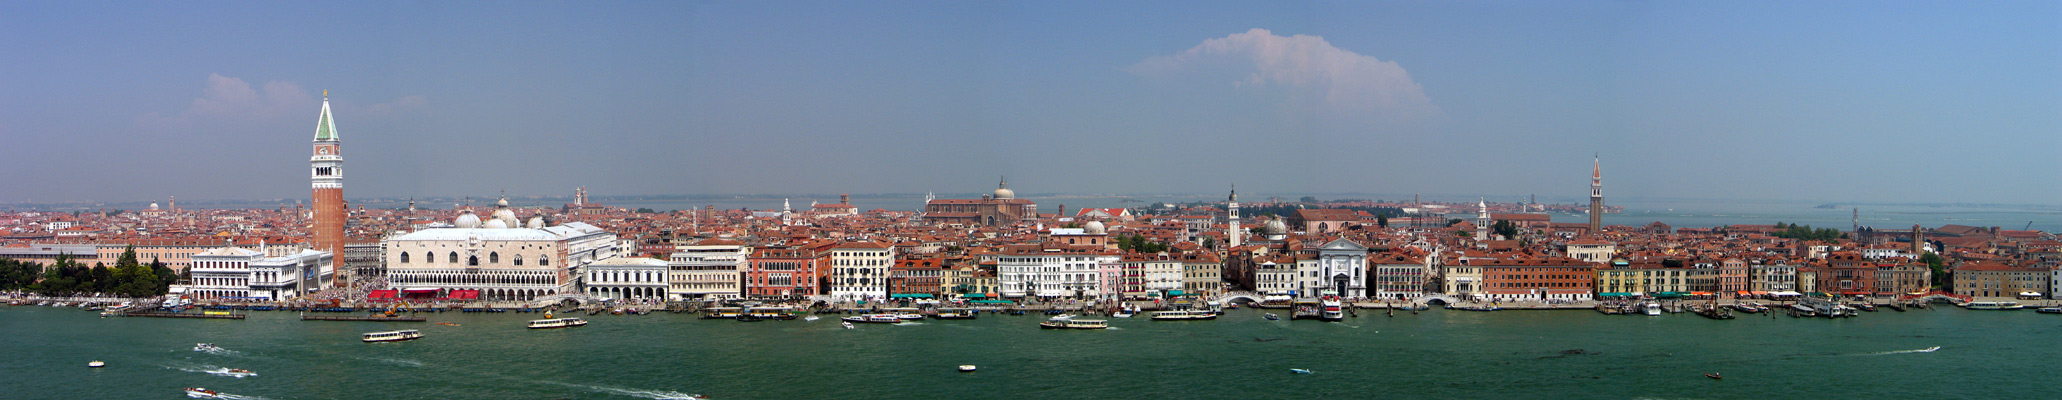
493, 209, 518, 225
1083, 220, 1106, 235
1264, 219, 1288, 234
483, 219, 508, 229
454, 211, 482, 229
527, 216, 546, 229
994, 188, 1015, 200
149, 203, 160, 210
496, 197, 510, 207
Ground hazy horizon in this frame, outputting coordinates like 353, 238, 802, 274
4, 2, 2057, 205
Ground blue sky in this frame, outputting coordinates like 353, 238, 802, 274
1, 1, 2056, 205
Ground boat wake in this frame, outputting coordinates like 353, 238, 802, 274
1868, 346, 1941, 355
893, 322, 925, 326
544, 381, 702, 399
167, 364, 258, 378
207, 392, 271, 400
369, 357, 426, 368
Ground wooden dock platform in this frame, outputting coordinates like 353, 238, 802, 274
116, 311, 246, 320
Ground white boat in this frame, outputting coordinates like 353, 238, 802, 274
958, 365, 977, 372
184, 387, 219, 398
527, 317, 589, 329
843, 314, 903, 324
193, 343, 220, 352
1149, 310, 1220, 321
1918, 346, 1942, 352
362, 329, 425, 343
216, 368, 257, 378
1290, 368, 1313, 374
2037, 307, 2062, 314
1264, 313, 1280, 320
1644, 303, 1663, 316
804, 315, 820, 321
1320, 299, 1345, 321
841, 321, 855, 329
1039, 318, 1108, 330
87, 360, 105, 368
1964, 301, 2025, 310
896, 313, 926, 320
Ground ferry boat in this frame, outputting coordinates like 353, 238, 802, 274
931, 308, 978, 319
362, 329, 425, 343
184, 387, 219, 398
1963, 301, 2025, 310
699, 307, 742, 319
882, 308, 926, 320
1320, 299, 1345, 321
527, 317, 589, 329
843, 314, 904, 324
1151, 310, 1219, 321
1038, 317, 1109, 330
746, 307, 798, 320
2037, 307, 2061, 314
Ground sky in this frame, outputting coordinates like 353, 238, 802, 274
1, 1, 2057, 205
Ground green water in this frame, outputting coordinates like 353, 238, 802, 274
5, 306, 2058, 399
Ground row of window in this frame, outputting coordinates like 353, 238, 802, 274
399, 251, 547, 266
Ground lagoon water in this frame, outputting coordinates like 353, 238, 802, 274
7, 305, 2060, 399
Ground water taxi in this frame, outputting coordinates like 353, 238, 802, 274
2037, 307, 2061, 314
1038, 318, 1109, 330
527, 317, 589, 329
841, 321, 856, 329
184, 387, 219, 398
1149, 310, 1219, 321
1290, 368, 1313, 374
1264, 313, 1280, 320
1644, 303, 1663, 316
746, 307, 799, 320
1731, 303, 1768, 314
1964, 301, 2025, 310
362, 329, 425, 343
193, 343, 220, 352
931, 308, 978, 319
87, 360, 105, 368
958, 365, 978, 372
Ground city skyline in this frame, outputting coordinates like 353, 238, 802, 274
3, 2, 2058, 205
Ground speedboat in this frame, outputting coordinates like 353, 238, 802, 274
87, 360, 105, 368
184, 387, 219, 398
218, 368, 256, 377
194, 343, 220, 352
1290, 368, 1313, 374
1644, 303, 1663, 316
2038, 307, 2062, 314
1705, 372, 1722, 380
803, 315, 820, 321
1917, 346, 1942, 352
1264, 313, 1280, 320
841, 321, 855, 329
958, 365, 978, 372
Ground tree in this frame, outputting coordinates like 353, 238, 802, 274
1299, 196, 1319, 203
1919, 252, 1947, 289
1377, 214, 1389, 228
1492, 220, 1519, 239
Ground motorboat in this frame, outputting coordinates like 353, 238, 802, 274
1705, 372, 1722, 380
221, 368, 257, 377
699, 307, 742, 319
896, 313, 926, 321
1644, 303, 1663, 316
1038, 318, 1108, 330
527, 317, 589, 329
1853, 303, 1877, 312
87, 360, 105, 368
184, 387, 219, 398
1730, 303, 1767, 314
958, 365, 978, 372
1290, 368, 1313, 374
841, 321, 856, 329
1149, 310, 1220, 321
1963, 301, 2025, 310
2037, 307, 2062, 314
362, 329, 425, 343
843, 314, 904, 324
193, 343, 220, 352
803, 315, 821, 321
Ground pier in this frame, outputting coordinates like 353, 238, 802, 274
113, 311, 246, 320
300, 314, 427, 322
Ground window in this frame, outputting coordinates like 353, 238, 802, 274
449, 252, 459, 263
513, 255, 523, 266
401, 252, 410, 263
490, 252, 499, 264
540, 255, 549, 266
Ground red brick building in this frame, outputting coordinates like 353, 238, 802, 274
745, 245, 826, 298
1471, 257, 1596, 301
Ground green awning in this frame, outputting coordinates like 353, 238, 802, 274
1146, 292, 1161, 297
1652, 292, 1686, 298
1598, 292, 1634, 297
890, 294, 934, 298
970, 300, 1014, 304
961, 293, 987, 298
1168, 290, 1185, 296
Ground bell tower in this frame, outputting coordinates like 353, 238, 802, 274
1227, 184, 1241, 249
311, 91, 346, 287
1589, 156, 1603, 237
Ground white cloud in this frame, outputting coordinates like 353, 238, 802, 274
138, 74, 426, 130
1129, 28, 1439, 120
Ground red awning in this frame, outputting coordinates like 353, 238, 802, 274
445, 290, 479, 300
402, 288, 440, 293
368, 290, 398, 299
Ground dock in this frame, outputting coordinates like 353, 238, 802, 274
114, 311, 246, 320
300, 314, 427, 322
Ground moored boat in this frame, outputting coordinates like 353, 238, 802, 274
362, 329, 425, 343
1644, 303, 1663, 316
699, 307, 742, 319
527, 317, 589, 329
931, 308, 978, 319
2037, 307, 2061, 314
1319, 299, 1345, 322
1963, 301, 2025, 310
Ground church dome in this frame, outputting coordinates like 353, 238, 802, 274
527, 216, 546, 229
454, 210, 482, 229
149, 203, 160, 210
484, 219, 508, 229
994, 187, 1015, 200
1264, 219, 1288, 234
496, 197, 509, 207
1083, 220, 1106, 235
493, 209, 518, 225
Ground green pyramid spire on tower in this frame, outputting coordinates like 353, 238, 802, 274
315, 90, 337, 141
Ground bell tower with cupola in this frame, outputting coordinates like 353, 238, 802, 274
311, 91, 347, 287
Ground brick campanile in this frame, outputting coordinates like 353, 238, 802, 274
311, 91, 346, 287
1589, 156, 1603, 237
